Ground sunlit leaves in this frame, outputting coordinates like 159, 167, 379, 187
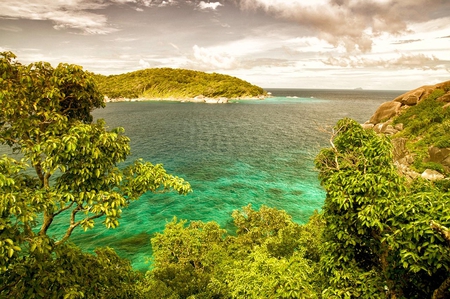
316, 117, 450, 298
146, 205, 321, 298
0, 52, 192, 297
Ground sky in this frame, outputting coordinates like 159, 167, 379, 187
0, 0, 449, 90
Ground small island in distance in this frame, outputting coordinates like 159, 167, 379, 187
94, 68, 267, 103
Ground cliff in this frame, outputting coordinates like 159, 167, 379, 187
363, 80, 450, 181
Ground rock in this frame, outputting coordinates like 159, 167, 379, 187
384, 126, 398, 135
369, 101, 402, 124
394, 123, 404, 131
438, 92, 450, 103
189, 98, 205, 103
392, 138, 408, 161
426, 146, 450, 164
204, 98, 218, 104
373, 123, 384, 133
218, 97, 229, 103
426, 146, 450, 172
394, 88, 424, 106
361, 123, 374, 130
421, 169, 445, 181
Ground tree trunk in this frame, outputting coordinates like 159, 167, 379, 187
433, 276, 450, 299
39, 211, 54, 236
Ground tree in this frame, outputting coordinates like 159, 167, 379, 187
148, 218, 228, 298
146, 205, 321, 298
315, 118, 450, 298
0, 52, 191, 297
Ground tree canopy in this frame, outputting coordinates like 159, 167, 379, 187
2, 52, 450, 298
94, 68, 267, 99
0, 52, 191, 298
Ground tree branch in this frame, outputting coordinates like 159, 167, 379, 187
430, 221, 450, 243
433, 276, 450, 299
54, 205, 105, 246
53, 201, 74, 217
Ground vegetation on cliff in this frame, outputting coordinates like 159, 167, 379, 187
365, 81, 450, 180
393, 87, 450, 175
94, 68, 266, 99
2, 53, 450, 298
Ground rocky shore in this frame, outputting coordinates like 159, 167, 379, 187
363, 80, 450, 181
104, 94, 266, 104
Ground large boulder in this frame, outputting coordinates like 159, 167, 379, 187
394, 88, 424, 106
421, 169, 445, 181
438, 91, 450, 103
369, 101, 402, 124
426, 146, 450, 172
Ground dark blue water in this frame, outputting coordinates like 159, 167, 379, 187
2, 88, 404, 270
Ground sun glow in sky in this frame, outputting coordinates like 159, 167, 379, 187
0, 0, 449, 90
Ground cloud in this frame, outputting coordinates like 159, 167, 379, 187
139, 59, 150, 68
391, 39, 423, 45
237, 0, 450, 53
240, 58, 293, 69
192, 45, 237, 69
198, 1, 223, 10
0, 0, 117, 34
0, 25, 23, 32
322, 53, 446, 71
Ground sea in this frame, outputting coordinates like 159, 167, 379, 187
3, 88, 405, 271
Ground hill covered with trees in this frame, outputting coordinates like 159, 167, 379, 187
2, 52, 450, 298
93, 68, 267, 100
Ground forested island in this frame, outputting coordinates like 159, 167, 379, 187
1, 52, 450, 298
94, 68, 267, 102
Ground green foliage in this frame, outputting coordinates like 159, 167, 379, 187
0, 52, 191, 297
393, 89, 450, 174
225, 247, 317, 299
315, 118, 450, 298
94, 68, 266, 99
144, 205, 321, 298
5, 51, 450, 298
1, 244, 144, 298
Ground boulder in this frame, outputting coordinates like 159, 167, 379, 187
205, 98, 219, 104
384, 125, 398, 135
426, 146, 450, 164
392, 138, 408, 161
394, 88, 424, 106
438, 92, 450, 103
421, 169, 445, 181
394, 123, 404, 131
426, 146, 450, 172
369, 101, 402, 124
361, 123, 374, 130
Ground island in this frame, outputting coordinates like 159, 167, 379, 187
93, 68, 267, 103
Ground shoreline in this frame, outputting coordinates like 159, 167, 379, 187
104, 95, 267, 104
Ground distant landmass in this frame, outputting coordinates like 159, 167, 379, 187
94, 68, 267, 102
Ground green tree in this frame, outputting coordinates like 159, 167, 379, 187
148, 218, 228, 298
146, 205, 321, 298
0, 52, 191, 298
315, 118, 450, 298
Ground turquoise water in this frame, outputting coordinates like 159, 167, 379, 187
2, 88, 403, 271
